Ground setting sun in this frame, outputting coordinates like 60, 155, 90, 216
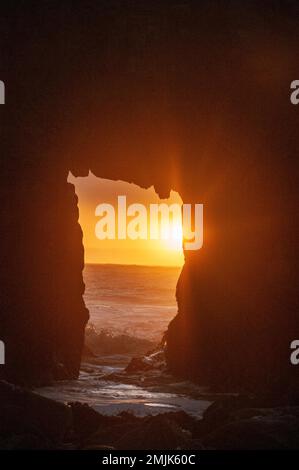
68, 172, 184, 267
161, 220, 183, 251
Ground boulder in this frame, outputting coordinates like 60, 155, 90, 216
115, 414, 192, 450
202, 413, 299, 450
0, 381, 72, 444
69, 402, 101, 439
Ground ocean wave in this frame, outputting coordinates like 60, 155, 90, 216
84, 323, 156, 357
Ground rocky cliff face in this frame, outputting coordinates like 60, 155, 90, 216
1, 2, 299, 391
0, 173, 88, 384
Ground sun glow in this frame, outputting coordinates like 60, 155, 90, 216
68, 172, 184, 267
161, 220, 183, 251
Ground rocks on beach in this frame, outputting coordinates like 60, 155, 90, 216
1, 379, 299, 450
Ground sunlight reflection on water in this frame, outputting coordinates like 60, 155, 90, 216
37, 362, 211, 417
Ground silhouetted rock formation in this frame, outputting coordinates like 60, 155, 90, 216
0, 1, 299, 394
0, 178, 88, 385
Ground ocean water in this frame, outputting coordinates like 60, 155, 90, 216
37, 264, 212, 417
84, 264, 181, 341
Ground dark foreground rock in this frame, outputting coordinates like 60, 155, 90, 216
202, 413, 299, 450
1, 380, 299, 450
69, 401, 104, 440
194, 395, 299, 449
0, 381, 72, 446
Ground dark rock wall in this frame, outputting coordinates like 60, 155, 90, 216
0, 2, 299, 391
0, 173, 88, 384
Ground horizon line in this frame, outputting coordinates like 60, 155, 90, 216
84, 262, 183, 269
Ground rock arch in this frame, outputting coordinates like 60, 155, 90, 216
1, 2, 298, 392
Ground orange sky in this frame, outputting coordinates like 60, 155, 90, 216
68, 172, 184, 267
